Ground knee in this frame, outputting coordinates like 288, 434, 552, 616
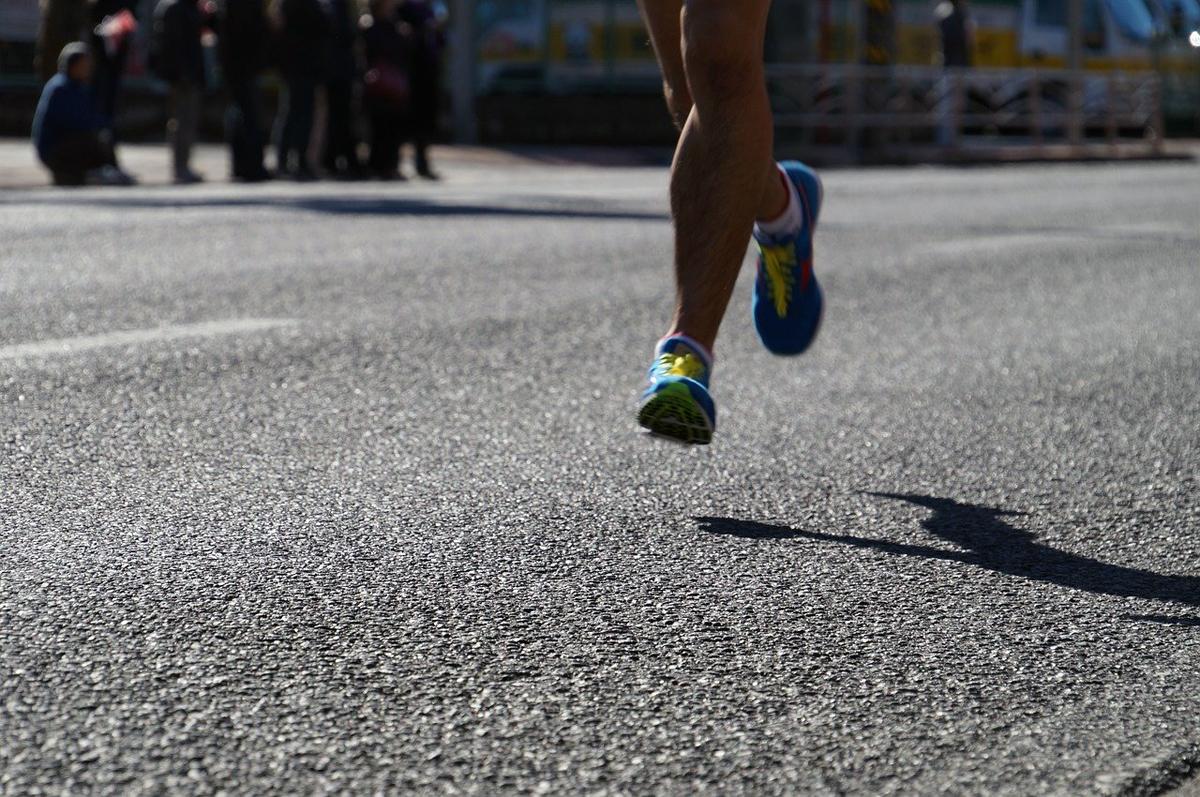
681, 4, 763, 103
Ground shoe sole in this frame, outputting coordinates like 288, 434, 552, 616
637, 382, 713, 445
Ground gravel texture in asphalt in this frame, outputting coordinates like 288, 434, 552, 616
1, 159, 1198, 794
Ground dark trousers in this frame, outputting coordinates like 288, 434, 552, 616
368, 109, 403, 177
91, 45, 128, 132
226, 75, 267, 179
409, 119, 431, 173
274, 74, 316, 173
407, 74, 439, 172
323, 78, 360, 173
42, 131, 116, 186
168, 83, 200, 177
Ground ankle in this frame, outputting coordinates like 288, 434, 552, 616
757, 168, 791, 222
754, 165, 803, 238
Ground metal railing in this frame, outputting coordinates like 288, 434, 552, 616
766, 64, 1165, 161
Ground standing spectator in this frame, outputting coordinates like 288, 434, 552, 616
38, 0, 86, 80
360, 0, 411, 180
396, 0, 443, 179
936, 0, 974, 68
86, 0, 138, 132
152, 0, 208, 183
275, 0, 330, 180
321, 0, 364, 178
218, 0, 272, 181
31, 43, 136, 186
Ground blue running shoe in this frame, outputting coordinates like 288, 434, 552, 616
637, 336, 716, 445
752, 161, 824, 356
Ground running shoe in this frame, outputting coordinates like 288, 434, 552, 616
637, 336, 716, 445
752, 161, 824, 356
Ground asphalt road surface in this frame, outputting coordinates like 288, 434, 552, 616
2, 157, 1198, 795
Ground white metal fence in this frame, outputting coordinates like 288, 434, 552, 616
766, 64, 1165, 160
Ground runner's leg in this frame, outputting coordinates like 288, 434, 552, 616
638, 0, 787, 352
636, 0, 691, 129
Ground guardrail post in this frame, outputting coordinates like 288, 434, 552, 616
847, 66, 863, 163
801, 66, 817, 152
1151, 73, 1165, 155
1105, 72, 1119, 152
1067, 0, 1084, 151
1029, 71, 1043, 152
1067, 70, 1084, 152
951, 70, 965, 151
1070, 71, 1089, 151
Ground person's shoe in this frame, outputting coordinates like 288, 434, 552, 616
86, 165, 137, 186
752, 161, 824, 356
416, 166, 441, 181
234, 168, 272, 183
280, 165, 317, 182
53, 171, 87, 187
108, 166, 137, 186
332, 168, 367, 182
173, 169, 205, 185
637, 335, 716, 445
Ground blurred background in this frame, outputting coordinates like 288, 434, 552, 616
1, 0, 1198, 166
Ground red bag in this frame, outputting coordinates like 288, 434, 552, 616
364, 65, 411, 111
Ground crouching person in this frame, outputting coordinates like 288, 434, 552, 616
32, 43, 136, 186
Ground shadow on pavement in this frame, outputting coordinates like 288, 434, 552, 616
3, 194, 665, 221
695, 492, 1200, 617
1122, 614, 1200, 627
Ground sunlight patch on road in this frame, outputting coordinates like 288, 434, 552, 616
0, 318, 296, 361
927, 233, 1093, 258
928, 224, 1196, 258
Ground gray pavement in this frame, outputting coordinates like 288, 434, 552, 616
1, 155, 1198, 794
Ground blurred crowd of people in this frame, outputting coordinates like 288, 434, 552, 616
32, 0, 445, 186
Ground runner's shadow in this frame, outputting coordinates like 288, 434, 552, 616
1123, 614, 1200, 627
696, 492, 1200, 611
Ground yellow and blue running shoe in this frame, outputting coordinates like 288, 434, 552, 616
637, 335, 716, 445
752, 161, 824, 356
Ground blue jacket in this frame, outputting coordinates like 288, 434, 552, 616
31, 74, 106, 163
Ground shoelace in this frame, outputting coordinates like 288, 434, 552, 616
760, 243, 797, 318
655, 352, 706, 381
